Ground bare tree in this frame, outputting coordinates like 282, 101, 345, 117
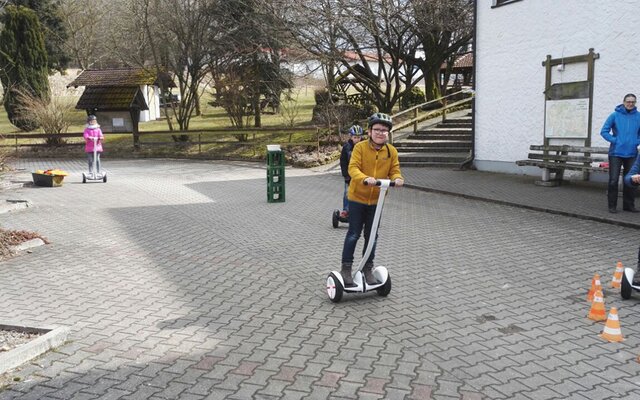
408, 0, 473, 100
109, 0, 222, 132
59, 0, 116, 70
279, 0, 422, 113
207, 0, 293, 129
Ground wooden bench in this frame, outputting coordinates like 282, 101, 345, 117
516, 144, 609, 186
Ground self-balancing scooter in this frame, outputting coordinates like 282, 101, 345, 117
332, 209, 349, 228
621, 268, 640, 299
326, 179, 395, 302
82, 136, 107, 183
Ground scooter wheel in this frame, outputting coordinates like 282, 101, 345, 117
103, 174, 107, 183
326, 272, 343, 303
82, 174, 86, 183
332, 210, 340, 228
376, 275, 391, 297
621, 270, 632, 300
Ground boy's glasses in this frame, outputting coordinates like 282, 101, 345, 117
371, 128, 389, 135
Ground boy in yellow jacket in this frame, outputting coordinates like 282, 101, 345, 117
341, 112, 404, 286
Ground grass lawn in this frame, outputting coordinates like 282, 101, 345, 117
0, 87, 343, 164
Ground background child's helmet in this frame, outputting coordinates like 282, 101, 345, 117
87, 114, 97, 122
349, 125, 364, 136
368, 112, 393, 129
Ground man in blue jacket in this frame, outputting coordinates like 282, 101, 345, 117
600, 93, 640, 213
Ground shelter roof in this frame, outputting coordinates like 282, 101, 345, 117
68, 68, 175, 88
335, 64, 379, 85
75, 86, 149, 111
441, 53, 473, 71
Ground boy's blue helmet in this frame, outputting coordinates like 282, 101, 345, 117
349, 125, 364, 136
367, 112, 393, 129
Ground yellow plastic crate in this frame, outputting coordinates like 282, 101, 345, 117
32, 173, 65, 187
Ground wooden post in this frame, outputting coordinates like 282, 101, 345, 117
198, 133, 201, 154
442, 98, 448, 123
131, 109, 141, 151
413, 108, 418, 133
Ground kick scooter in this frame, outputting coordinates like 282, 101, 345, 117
82, 136, 107, 183
326, 179, 395, 303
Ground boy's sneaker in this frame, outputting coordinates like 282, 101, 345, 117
339, 211, 348, 218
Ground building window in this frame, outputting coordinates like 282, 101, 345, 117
492, 0, 523, 7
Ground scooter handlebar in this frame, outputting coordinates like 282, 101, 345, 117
364, 179, 396, 187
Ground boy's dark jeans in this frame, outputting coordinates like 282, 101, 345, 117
341, 201, 378, 265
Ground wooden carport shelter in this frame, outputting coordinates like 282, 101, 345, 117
334, 64, 380, 105
440, 52, 473, 89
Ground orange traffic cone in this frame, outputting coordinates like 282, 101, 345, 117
587, 274, 602, 302
611, 261, 623, 288
588, 289, 607, 321
600, 307, 624, 342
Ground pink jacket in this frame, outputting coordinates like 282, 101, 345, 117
83, 124, 104, 153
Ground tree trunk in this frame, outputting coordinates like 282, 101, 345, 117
424, 69, 442, 102
253, 93, 261, 128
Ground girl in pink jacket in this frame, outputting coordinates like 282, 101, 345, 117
83, 115, 104, 176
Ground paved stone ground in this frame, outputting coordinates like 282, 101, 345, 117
1, 158, 640, 399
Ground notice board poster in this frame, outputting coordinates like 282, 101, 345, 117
544, 98, 589, 138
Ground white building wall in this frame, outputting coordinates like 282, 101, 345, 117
138, 84, 161, 122
475, 0, 640, 175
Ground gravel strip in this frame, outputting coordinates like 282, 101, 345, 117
0, 329, 42, 353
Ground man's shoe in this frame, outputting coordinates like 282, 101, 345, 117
623, 207, 640, 213
609, 207, 617, 213
363, 262, 380, 285
340, 263, 355, 287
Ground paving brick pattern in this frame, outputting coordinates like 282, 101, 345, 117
1, 158, 640, 399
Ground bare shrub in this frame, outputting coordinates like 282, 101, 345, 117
279, 89, 302, 128
14, 88, 75, 146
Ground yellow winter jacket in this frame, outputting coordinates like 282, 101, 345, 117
347, 139, 403, 205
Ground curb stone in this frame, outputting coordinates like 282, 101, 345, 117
10, 238, 46, 252
0, 324, 70, 375
0, 199, 31, 215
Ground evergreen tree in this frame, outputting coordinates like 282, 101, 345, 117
7, 0, 69, 72
0, 5, 50, 131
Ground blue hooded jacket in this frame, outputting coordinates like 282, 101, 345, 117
600, 104, 640, 158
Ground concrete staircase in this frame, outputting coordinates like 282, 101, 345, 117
395, 114, 472, 168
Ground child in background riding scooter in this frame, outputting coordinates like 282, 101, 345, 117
339, 125, 364, 219
83, 115, 104, 177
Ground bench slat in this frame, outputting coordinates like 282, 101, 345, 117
529, 144, 609, 154
516, 159, 608, 172
526, 153, 607, 163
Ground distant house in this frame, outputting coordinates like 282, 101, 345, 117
474, 0, 640, 176
68, 68, 175, 133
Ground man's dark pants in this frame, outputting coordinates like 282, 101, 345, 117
608, 155, 636, 210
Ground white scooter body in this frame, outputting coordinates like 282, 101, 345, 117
82, 136, 107, 183
621, 267, 640, 299
326, 179, 394, 302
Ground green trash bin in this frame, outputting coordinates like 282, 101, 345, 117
267, 145, 285, 203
